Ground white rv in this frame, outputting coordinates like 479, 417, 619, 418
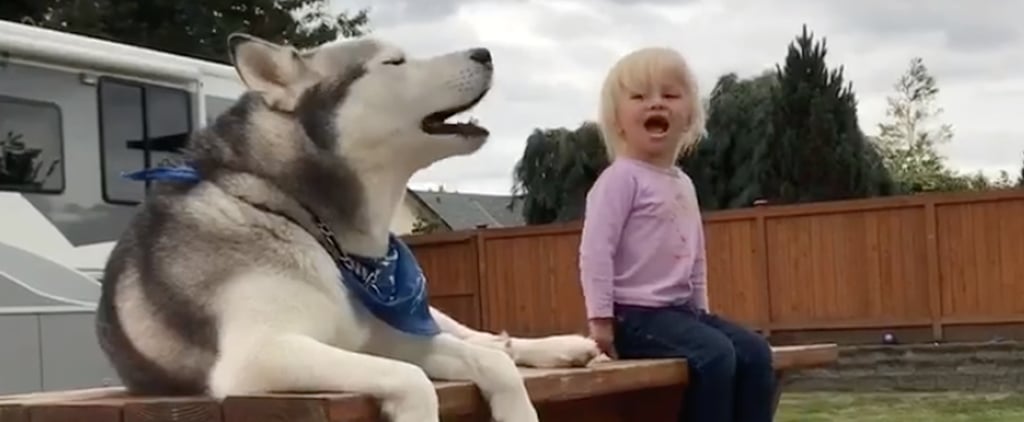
0, 20, 245, 394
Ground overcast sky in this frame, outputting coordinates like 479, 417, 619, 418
333, 0, 1024, 195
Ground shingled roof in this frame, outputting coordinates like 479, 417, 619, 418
411, 190, 525, 230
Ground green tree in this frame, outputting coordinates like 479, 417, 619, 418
1018, 152, 1024, 187
0, 0, 369, 63
510, 122, 608, 225
411, 216, 443, 235
991, 170, 1016, 189
872, 57, 968, 192
953, 170, 1011, 191
757, 24, 895, 204
682, 71, 777, 209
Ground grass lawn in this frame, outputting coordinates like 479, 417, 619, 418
777, 392, 1024, 422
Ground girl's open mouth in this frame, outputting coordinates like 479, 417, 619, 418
643, 115, 670, 135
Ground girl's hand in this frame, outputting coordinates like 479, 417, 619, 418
588, 318, 618, 359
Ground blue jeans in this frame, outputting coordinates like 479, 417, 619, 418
613, 304, 776, 422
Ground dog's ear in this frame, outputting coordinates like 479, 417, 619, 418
227, 33, 315, 112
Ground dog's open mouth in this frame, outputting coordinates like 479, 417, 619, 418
643, 115, 670, 135
421, 90, 490, 138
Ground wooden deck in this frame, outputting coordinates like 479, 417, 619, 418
0, 344, 837, 422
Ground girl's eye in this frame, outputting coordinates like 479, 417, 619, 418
629, 93, 644, 100
382, 58, 406, 66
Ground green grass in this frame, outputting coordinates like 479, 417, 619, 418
777, 392, 1024, 422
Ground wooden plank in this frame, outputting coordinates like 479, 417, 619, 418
27, 401, 124, 422
924, 202, 944, 341
0, 387, 127, 422
222, 358, 689, 422
0, 343, 838, 422
0, 387, 126, 405
0, 405, 26, 422
14, 396, 219, 422
771, 344, 838, 370
121, 397, 222, 422
223, 394, 364, 422
755, 214, 774, 336
769, 317, 933, 331
535, 386, 683, 422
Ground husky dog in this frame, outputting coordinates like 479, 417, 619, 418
94, 33, 601, 421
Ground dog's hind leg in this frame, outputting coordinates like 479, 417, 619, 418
429, 306, 602, 368
365, 329, 538, 422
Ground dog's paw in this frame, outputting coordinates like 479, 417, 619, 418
488, 389, 540, 422
379, 369, 440, 422
490, 402, 540, 422
508, 334, 601, 368
588, 353, 614, 365
380, 389, 440, 422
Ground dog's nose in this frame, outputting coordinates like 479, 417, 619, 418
469, 48, 492, 66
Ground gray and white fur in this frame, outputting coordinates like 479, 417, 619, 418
94, 33, 601, 421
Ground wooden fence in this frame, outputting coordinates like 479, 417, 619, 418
404, 189, 1024, 344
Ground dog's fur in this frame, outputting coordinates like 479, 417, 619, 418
94, 34, 601, 421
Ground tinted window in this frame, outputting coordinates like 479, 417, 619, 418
0, 96, 65, 193
204, 95, 236, 126
146, 85, 191, 168
99, 81, 145, 203
98, 79, 192, 204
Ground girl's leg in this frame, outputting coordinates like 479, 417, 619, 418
696, 311, 776, 422
613, 305, 737, 422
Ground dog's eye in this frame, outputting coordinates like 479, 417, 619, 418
382, 58, 406, 66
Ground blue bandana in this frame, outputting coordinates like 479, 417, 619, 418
334, 235, 439, 336
122, 164, 440, 336
122, 165, 202, 183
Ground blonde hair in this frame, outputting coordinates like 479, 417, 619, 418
597, 47, 706, 160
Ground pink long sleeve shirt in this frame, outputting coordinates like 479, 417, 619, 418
578, 157, 709, 319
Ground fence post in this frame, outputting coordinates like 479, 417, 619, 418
473, 229, 489, 332
754, 212, 774, 338
924, 201, 944, 342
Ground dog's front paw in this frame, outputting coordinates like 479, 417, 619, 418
490, 401, 540, 422
509, 334, 601, 368
379, 370, 440, 422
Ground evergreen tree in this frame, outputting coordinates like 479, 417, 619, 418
0, 0, 369, 63
757, 24, 894, 204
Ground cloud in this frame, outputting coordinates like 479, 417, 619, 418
334, 0, 1024, 193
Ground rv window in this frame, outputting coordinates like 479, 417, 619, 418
205, 96, 236, 125
99, 81, 145, 203
98, 78, 193, 204
0, 95, 65, 194
146, 85, 192, 168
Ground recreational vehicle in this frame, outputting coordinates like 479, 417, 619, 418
0, 19, 245, 394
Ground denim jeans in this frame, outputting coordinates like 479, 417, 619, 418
613, 303, 776, 422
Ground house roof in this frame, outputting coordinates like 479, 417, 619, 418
410, 190, 525, 230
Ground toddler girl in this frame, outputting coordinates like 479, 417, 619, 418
579, 47, 776, 422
